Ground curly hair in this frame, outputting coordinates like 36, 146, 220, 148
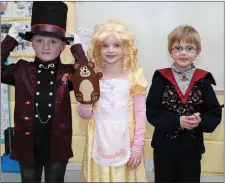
87, 20, 138, 71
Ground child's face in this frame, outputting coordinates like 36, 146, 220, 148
32, 35, 66, 62
170, 39, 200, 69
100, 33, 123, 65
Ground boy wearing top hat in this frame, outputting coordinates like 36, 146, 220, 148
1, 2, 88, 183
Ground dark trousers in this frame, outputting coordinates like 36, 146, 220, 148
19, 161, 68, 183
153, 151, 201, 182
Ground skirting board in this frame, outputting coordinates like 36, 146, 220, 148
66, 163, 82, 171
66, 159, 154, 172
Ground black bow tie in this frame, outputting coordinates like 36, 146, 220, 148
38, 63, 55, 70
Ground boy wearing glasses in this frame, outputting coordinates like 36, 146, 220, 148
146, 25, 222, 182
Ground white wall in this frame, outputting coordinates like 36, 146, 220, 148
76, 2, 224, 90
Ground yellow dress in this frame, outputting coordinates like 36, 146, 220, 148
82, 67, 148, 182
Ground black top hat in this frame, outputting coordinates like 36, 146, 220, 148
22, 1, 73, 44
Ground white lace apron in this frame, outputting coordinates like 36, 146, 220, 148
92, 78, 131, 167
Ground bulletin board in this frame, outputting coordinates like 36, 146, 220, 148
1, 2, 35, 144
1, 1, 35, 58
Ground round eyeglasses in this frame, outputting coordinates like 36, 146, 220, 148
172, 46, 196, 53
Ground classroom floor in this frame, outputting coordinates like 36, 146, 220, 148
1, 171, 224, 182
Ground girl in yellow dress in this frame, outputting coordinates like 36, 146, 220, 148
78, 20, 148, 182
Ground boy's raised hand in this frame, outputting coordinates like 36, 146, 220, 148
66, 31, 81, 45
8, 22, 26, 42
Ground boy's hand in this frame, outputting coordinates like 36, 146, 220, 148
127, 151, 142, 170
192, 112, 201, 122
180, 115, 200, 130
66, 31, 81, 45
8, 22, 26, 42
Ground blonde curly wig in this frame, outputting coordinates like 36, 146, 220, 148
87, 20, 138, 71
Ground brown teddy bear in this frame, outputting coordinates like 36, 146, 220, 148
69, 61, 103, 104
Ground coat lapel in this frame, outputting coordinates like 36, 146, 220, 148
23, 62, 37, 96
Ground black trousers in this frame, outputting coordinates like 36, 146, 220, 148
19, 161, 68, 183
153, 150, 201, 182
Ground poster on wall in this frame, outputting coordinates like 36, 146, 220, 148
0, 78, 10, 144
1, 22, 13, 41
76, 28, 93, 53
1, 2, 35, 56
1, 1, 34, 144
1, 2, 13, 17
13, 2, 33, 17
1, 1, 33, 18
1, 21, 16, 57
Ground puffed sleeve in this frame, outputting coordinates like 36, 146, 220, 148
130, 66, 148, 96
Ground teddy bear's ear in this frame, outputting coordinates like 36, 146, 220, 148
74, 63, 80, 69
88, 61, 94, 69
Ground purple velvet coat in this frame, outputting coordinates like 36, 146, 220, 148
1, 35, 88, 164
